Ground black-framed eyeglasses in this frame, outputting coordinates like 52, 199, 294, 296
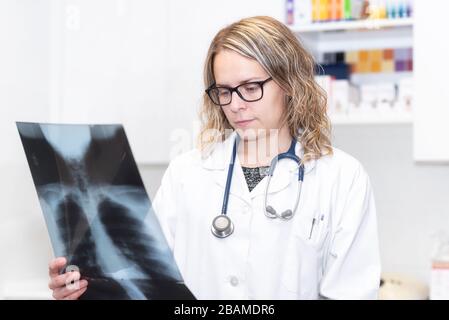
205, 77, 273, 107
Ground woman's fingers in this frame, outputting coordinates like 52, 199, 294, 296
52, 279, 88, 300
48, 256, 88, 300
63, 286, 88, 300
48, 271, 81, 290
49, 257, 67, 278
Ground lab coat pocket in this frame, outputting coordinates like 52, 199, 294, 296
297, 215, 330, 251
279, 235, 320, 298
279, 216, 330, 298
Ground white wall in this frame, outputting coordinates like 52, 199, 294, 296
413, 0, 449, 162
0, 0, 285, 299
51, 0, 285, 163
333, 124, 449, 284
0, 0, 54, 299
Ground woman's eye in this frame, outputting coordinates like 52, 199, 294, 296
243, 85, 258, 93
218, 90, 230, 97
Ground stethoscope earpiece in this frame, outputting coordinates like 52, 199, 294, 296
265, 205, 277, 218
263, 140, 304, 221
281, 209, 293, 220
264, 207, 294, 220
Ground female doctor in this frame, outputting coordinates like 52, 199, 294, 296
48, 16, 380, 300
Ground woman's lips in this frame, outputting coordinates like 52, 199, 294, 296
234, 119, 255, 127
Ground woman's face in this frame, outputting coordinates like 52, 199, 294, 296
213, 49, 287, 141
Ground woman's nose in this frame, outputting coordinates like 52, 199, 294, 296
228, 91, 247, 112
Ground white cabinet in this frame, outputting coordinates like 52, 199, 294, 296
413, 0, 449, 162
48, 0, 285, 164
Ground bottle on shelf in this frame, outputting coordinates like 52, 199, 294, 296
286, 0, 295, 25
286, 0, 414, 25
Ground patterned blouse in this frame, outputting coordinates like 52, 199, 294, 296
241, 166, 270, 192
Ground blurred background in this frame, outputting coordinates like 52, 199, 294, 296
0, 0, 448, 299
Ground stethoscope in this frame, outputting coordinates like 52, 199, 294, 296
211, 136, 305, 238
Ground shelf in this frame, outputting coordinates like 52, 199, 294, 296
291, 18, 414, 33
330, 113, 413, 125
299, 25, 413, 53
292, 18, 414, 127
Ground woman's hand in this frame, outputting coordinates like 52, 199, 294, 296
48, 257, 88, 300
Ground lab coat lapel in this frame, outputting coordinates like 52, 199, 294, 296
250, 140, 317, 198
201, 132, 251, 205
250, 159, 296, 198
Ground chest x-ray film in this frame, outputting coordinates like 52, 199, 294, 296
16, 122, 195, 300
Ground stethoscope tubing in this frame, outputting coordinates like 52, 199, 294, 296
212, 135, 305, 238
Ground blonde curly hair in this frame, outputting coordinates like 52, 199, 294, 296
198, 16, 332, 163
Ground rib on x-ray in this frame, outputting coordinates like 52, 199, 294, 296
17, 122, 195, 300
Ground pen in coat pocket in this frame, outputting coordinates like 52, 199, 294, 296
308, 218, 316, 240
309, 214, 325, 240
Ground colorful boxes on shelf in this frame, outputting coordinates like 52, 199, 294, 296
322, 47, 413, 75
287, 0, 414, 25
315, 46, 413, 116
347, 48, 413, 73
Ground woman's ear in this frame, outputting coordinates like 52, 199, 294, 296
283, 90, 292, 100
284, 94, 293, 104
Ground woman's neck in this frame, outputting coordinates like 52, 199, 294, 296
238, 126, 292, 168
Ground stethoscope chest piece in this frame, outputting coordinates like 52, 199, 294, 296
211, 215, 234, 238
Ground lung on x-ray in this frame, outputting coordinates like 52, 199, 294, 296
17, 122, 195, 300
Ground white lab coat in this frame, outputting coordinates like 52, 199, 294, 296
152, 131, 381, 300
